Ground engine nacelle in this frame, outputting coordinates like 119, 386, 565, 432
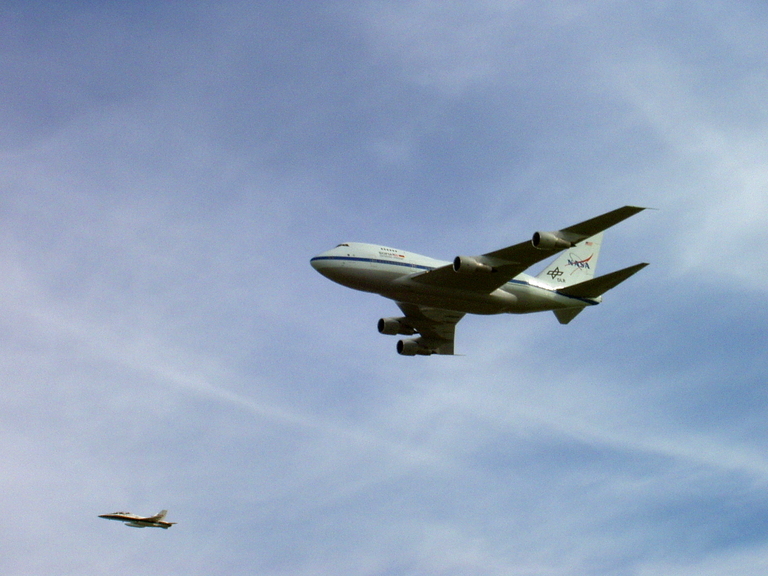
397, 338, 433, 356
452, 255, 495, 274
532, 230, 574, 250
378, 317, 416, 336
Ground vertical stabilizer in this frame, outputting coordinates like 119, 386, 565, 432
536, 232, 603, 288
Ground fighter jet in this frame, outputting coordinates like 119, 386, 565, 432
99, 510, 176, 529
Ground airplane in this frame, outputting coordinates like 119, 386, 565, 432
99, 510, 176, 529
310, 206, 648, 355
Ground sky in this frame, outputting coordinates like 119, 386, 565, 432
1, 1, 767, 574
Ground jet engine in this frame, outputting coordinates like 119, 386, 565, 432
532, 231, 574, 250
378, 317, 416, 336
397, 338, 433, 356
452, 256, 494, 274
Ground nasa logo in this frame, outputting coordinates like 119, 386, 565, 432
566, 253, 593, 272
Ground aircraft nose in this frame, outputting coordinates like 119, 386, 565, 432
310, 248, 342, 281
310, 253, 324, 271
310, 250, 334, 274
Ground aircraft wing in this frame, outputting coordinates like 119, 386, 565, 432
396, 302, 464, 355
409, 206, 645, 293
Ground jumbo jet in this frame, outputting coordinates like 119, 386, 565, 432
310, 206, 648, 356
99, 510, 176, 529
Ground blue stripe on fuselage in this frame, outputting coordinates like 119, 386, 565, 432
309, 255, 433, 272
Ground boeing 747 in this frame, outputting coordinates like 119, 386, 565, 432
311, 206, 648, 355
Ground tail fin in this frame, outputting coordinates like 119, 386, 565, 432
152, 510, 168, 521
537, 233, 603, 288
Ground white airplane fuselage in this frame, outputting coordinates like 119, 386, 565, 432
311, 242, 598, 315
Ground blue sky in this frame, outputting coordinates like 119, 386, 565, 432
1, 2, 767, 574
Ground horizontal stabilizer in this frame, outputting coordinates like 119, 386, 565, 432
553, 308, 585, 325
557, 262, 649, 299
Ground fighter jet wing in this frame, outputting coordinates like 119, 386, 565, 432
395, 302, 465, 355
409, 206, 646, 294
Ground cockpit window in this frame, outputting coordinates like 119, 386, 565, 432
336, 243, 350, 247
